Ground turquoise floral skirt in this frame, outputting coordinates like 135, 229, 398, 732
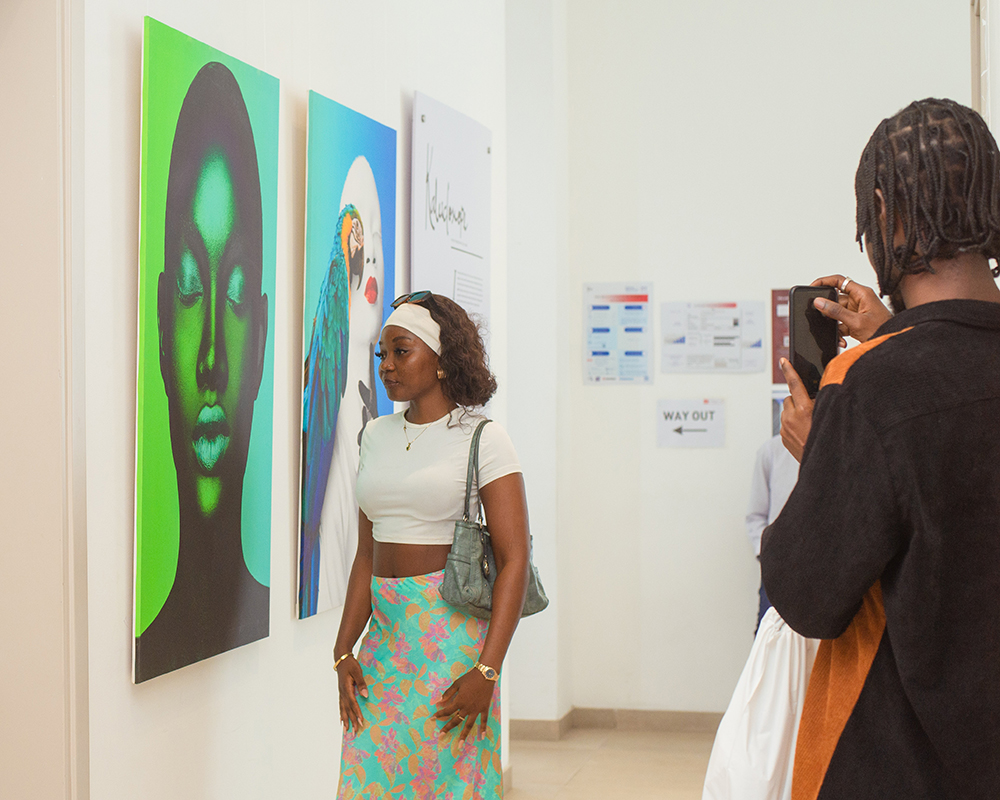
336, 570, 503, 799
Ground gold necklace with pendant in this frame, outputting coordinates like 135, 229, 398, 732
402, 420, 430, 451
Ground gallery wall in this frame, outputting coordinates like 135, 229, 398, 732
82, 1, 508, 797
504, 0, 573, 723
0, 1, 88, 796
558, 0, 970, 714
1, 0, 982, 795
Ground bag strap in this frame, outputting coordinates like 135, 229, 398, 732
463, 419, 491, 521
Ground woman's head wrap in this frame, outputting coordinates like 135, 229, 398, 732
382, 302, 442, 355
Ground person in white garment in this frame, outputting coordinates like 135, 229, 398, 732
745, 434, 798, 631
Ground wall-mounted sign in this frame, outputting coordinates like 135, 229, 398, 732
410, 92, 491, 327
657, 399, 725, 448
584, 282, 653, 384
661, 301, 765, 373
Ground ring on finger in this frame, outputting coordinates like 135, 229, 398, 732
840, 276, 852, 292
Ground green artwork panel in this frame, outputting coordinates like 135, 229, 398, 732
133, 17, 278, 682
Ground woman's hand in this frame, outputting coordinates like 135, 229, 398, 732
336, 655, 368, 733
810, 275, 892, 344
433, 669, 497, 742
333, 511, 374, 734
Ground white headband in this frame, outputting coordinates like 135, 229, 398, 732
383, 302, 442, 355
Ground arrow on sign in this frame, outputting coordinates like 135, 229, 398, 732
673, 426, 708, 435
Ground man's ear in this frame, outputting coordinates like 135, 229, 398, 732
875, 187, 907, 246
875, 188, 887, 231
251, 292, 268, 400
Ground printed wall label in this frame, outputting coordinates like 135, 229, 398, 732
657, 399, 725, 448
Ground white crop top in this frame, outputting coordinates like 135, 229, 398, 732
355, 408, 522, 545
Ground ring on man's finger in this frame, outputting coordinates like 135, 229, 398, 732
840, 277, 852, 292
456, 715, 467, 721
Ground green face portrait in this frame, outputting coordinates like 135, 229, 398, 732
134, 21, 278, 680
158, 62, 267, 523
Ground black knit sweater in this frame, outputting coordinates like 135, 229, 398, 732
762, 299, 1000, 800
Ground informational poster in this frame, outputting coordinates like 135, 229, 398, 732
661, 301, 766, 373
133, 18, 279, 682
584, 282, 653, 384
299, 92, 396, 619
771, 289, 790, 384
657, 399, 726, 448
410, 92, 491, 327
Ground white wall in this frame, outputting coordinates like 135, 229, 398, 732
0, 1, 88, 796
504, 0, 573, 722
985, 0, 1000, 128
81, 2, 508, 797
560, 0, 969, 713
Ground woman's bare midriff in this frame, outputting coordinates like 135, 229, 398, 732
373, 541, 453, 578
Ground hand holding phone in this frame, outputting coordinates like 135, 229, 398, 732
788, 285, 839, 398
809, 275, 893, 344
778, 357, 813, 462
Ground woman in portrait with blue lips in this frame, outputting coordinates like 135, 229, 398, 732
136, 61, 269, 681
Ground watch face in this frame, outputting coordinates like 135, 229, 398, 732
484, 667, 497, 680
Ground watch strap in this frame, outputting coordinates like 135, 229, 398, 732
474, 661, 499, 681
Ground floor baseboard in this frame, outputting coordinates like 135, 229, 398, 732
509, 713, 572, 741
510, 707, 723, 740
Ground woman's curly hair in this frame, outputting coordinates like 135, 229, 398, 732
420, 294, 497, 408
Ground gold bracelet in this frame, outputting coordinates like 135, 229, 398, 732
333, 652, 353, 670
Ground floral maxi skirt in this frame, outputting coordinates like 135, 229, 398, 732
336, 570, 503, 799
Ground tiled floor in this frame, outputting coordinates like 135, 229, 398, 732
508, 728, 715, 799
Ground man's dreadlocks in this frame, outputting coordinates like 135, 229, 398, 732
855, 97, 1000, 298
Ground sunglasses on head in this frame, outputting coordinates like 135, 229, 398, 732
391, 291, 433, 309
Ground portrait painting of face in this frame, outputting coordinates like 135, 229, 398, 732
133, 18, 279, 683
299, 91, 396, 617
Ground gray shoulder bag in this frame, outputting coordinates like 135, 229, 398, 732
440, 420, 549, 620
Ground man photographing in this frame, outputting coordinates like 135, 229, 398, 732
762, 98, 1000, 799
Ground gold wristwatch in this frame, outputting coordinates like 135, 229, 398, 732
474, 661, 499, 681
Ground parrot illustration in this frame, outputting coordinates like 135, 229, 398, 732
299, 203, 362, 618
299, 156, 385, 617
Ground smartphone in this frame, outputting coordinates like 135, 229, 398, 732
788, 285, 839, 398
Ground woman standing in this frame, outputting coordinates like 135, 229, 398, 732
334, 292, 530, 799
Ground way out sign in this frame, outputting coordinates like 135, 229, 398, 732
657, 399, 725, 448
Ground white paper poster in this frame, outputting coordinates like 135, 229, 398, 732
657, 399, 726, 448
410, 92, 491, 326
661, 301, 766, 373
584, 282, 653, 384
